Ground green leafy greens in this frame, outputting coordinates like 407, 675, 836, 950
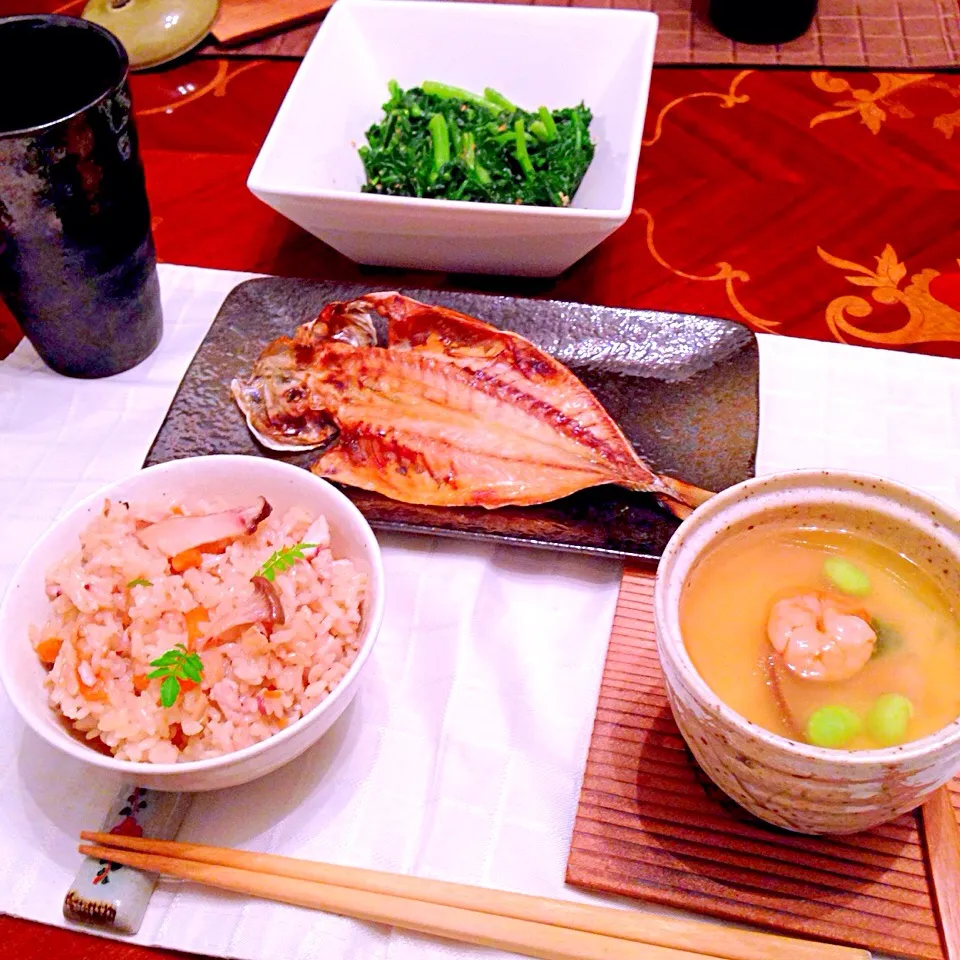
148, 643, 204, 708
256, 543, 319, 582
358, 81, 595, 207
870, 618, 904, 659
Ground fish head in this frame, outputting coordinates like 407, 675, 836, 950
296, 295, 383, 348
231, 339, 340, 453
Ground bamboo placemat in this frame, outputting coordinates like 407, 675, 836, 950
198, 0, 960, 69
565, 568, 957, 960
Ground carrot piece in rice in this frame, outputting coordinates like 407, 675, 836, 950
184, 606, 209, 646
197, 537, 232, 555
34, 637, 62, 664
170, 547, 203, 572
80, 683, 109, 702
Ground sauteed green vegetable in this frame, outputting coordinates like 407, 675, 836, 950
358, 80, 595, 207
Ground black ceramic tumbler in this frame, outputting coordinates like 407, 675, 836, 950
0, 15, 162, 378
709, 0, 817, 45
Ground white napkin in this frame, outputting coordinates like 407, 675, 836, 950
0, 265, 257, 594
1, 263, 957, 960
756, 334, 960, 508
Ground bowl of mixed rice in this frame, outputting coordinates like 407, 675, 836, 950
0, 455, 384, 792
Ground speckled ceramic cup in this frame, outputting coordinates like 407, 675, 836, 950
654, 469, 960, 835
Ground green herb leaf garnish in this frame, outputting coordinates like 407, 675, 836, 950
127, 577, 152, 588
147, 643, 204, 708
256, 543, 318, 582
159, 675, 180, 709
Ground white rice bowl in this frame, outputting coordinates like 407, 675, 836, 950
0, 456, 384, 792
35, 499, 363, 763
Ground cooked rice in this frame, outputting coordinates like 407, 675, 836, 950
31, 498, 366, 763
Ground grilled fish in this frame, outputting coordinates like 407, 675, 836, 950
231, 293, 712, 517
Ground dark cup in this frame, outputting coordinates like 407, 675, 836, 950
708, 0, 818, 45
0, 15, 162, 379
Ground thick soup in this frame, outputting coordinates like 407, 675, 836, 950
680, 523, 960, 750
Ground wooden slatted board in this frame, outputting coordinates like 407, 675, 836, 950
566, 568, 959, 960
197, 0, 960, 69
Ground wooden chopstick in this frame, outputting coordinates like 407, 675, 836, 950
79, 841, 715, 960
921, 787, 960, 960
212, 0, 335, 45
80, 833, 870, 960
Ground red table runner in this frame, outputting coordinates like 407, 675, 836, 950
131, 63, 960, 360
2, 54, 959, 360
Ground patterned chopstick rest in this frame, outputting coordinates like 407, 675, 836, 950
63, 786, 192, 934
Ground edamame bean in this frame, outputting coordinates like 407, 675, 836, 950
806, 705, 862, 748
823, 557, 871, 596
867, 693, 913, 745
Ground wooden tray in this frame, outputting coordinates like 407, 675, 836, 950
146, 278, 758, 562
566, 568, 956, 960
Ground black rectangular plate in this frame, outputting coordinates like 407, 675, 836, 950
146, 278, 759, 562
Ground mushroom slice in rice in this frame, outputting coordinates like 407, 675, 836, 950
204, 575, 285, 645
136, 497, 272, 557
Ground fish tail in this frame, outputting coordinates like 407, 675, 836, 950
655, 494, 695, 520
654, 475, 714, 520
663, 475, 714, 507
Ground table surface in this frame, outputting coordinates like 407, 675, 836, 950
3, 1, 960, 957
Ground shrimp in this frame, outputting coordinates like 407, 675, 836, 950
767, 592, 876, 682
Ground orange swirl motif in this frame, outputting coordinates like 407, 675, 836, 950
928, 77, 960, 139
643, 71, 754, 147
136, 61, 264, 117
810, 72, 933, 133
933, 109, 960, 139
819, 245, 960, 346
808, 72, 960, 138
634, 207, 778, 333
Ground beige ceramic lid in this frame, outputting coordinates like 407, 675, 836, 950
82, 0, 220, 70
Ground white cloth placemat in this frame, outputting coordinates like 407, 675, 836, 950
0, 263, 957, 960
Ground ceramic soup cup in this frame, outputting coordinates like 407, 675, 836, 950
654, 469, 960, 835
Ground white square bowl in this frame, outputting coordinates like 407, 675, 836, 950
246, 0, 657, 277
